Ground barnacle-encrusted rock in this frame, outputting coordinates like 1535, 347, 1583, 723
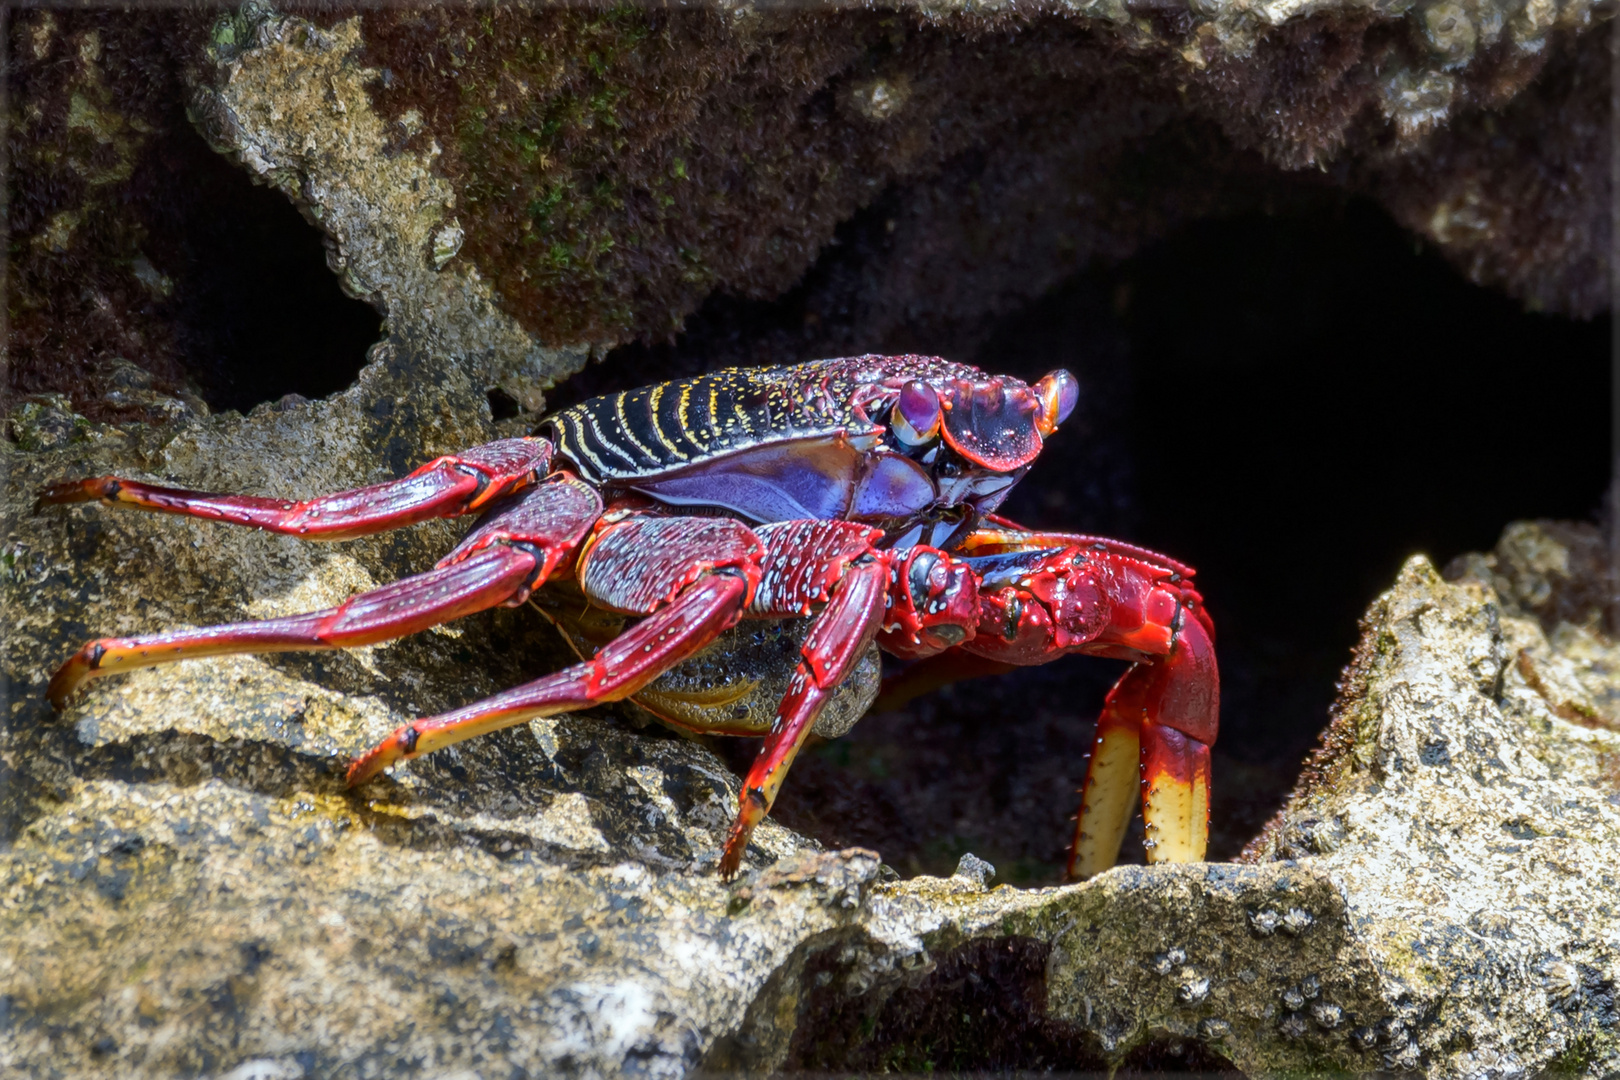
1231, 548, 1620, 1076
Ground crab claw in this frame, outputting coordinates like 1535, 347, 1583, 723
1139, 719, 1212, 864
1069, 605, 1217, 878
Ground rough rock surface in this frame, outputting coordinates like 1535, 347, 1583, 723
190, 12, 593, 413
4, 336, 1617, 1080
1237, 545, 1620, 1077
7, 2, 1609, 419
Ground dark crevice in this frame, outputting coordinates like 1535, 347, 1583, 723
780, 934, 1244, 1075
1113, 197, 1610, 793
137, 127, 382, 414
547, 186, 924, 414
5, 8, 380, 420
486, 386, 523, 421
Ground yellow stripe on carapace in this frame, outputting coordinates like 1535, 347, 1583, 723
647, 383, 688, 459
574, 409, 619, 475
614, 390, 660, 464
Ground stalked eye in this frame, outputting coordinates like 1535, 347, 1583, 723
891, 381, 942, 447
1033, 370, 1079, 436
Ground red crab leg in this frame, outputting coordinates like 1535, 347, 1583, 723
347, 512, 766, 785
958, 513, 1198, 579
1068, 649, 1213, 876
1069, 676, 1142, 875
37, 437, 552, 541
718, 521, 894, 879
345, 572, 753, 785
49, 547, 539, 708
48, 475, 602, 708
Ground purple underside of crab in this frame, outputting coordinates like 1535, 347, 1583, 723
39, 354, 1214, 882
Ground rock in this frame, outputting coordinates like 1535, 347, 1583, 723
1447, 518, 1616, 637
1237, 549, 1620, 1076
6, 4, 1608, 421
189, 12, 593, 414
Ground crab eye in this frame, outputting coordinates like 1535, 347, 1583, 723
1033, 370, 1079, 436
891, 381, 942, 447
907, 549, 944, 607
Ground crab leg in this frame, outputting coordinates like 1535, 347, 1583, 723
1069, 675, 1143, 877
37, 437, 552, 541
48, 475, 601, 708
1068, 638, 1215, 877
50, 547, 540, 708
718, 520, 895, 878
346, 513, 767, 785
345, 571, 754, 784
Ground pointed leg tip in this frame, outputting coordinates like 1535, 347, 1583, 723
717, 788, 768, 880
46, 647, 100, 711
36, 478, 111, 510
45, 674, 77, 712
346, 722, 422, 787
345, 751, 386, 788
717, 830, 747, 881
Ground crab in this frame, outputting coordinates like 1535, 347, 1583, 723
40, 355, 1218, 880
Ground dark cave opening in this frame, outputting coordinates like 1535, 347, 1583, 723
1108, 197, 1611, 788
972, 196, 1612, 873
144, 126, 382, 415
5, 31, 380, 422
569, 193, 1611, 883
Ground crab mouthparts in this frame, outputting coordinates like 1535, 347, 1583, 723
938, 378, 1045, 471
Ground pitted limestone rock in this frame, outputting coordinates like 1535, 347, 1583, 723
1243, 554, 1620, 1077
190, 13, 595, 412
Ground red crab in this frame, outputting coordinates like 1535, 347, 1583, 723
41, 355, 1217, 879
